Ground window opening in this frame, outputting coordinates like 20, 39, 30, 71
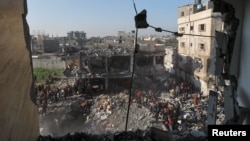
199, 24, 206, 31
181, 11, 184, 17
181, 42, 185, 47
190, 26, 194, 31
199, 43, 205, 51
179, 27, 185, 33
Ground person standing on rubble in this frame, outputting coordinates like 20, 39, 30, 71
162, 105, 170, 119
135, 89, 142, 105
193, 94, 198, 106
149, 97, 158, 114
164, 115, 173, 132
143, 93, 148, 106
180, 82, 185, 94
141, 92, 145, 106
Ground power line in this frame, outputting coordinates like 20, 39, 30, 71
149, 25, 215, 38
133, 0, 138, 14
132, 6, 215, 38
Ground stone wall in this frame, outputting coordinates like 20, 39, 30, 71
0, 0, 39, 140
32, 58, 65, 69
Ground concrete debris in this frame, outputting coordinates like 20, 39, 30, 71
36, 72, 225, 141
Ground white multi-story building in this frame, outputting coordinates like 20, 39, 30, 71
176, 0, 223, 95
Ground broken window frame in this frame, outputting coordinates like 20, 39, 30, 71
198, 43, 205, 51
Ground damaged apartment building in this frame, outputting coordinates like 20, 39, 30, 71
176, 0, 224, 95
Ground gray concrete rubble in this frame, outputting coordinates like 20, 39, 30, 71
37, 73, 225, 141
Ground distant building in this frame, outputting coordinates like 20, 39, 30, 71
176, 0, 223, 95
67, 31, 86, 40
116, 31, 135, 44
102, 36, 117, 44
66, 31, 87, 47
43, 39, 59, 53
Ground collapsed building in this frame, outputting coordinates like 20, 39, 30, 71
62, 43, 168, 93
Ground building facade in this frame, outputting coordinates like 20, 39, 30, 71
176, 0, 223, 95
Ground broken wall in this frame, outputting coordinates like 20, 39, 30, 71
0, 0, 39, 140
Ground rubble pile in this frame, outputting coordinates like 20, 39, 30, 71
37, 73, 225, 141
39, 92, 172, 136
83, 93, 156, 133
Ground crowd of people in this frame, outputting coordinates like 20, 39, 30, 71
35, 73, 205, 132
35, 83, 76, 115
131, 75, 204, 132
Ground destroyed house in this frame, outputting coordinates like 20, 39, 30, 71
62, 44, 167, 91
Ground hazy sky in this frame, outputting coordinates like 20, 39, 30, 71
27, 0, 198, 38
